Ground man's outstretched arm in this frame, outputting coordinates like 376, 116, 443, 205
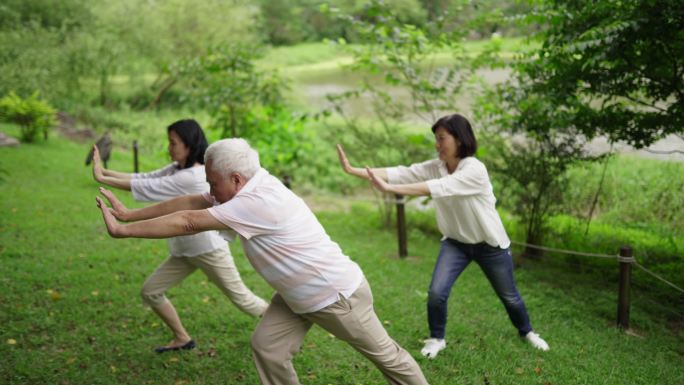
99, 187, 212, 222
97, 195, 225, 238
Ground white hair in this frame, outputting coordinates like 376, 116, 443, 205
205, 138, 260, 179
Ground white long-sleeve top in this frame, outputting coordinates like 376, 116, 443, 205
203, 168, 363, 314
131, 163, 227, 257
386, 157, 510, 248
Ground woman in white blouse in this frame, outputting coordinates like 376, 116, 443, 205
337, 113, 549, 359
92, 119, 267, 353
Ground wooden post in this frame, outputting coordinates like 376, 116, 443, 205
396, 194, 407, 258
133, 140, 139, 173
617, 246, 633, 329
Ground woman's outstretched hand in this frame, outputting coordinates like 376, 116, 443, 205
92, 145, 104, 182
96, 195, 123, 238
98, 187, 131, 221
336, 144, 355, 175
366, 166, 391, 193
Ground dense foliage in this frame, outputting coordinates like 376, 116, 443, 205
0, 91, 56, 142
476, 0, 684, 254
516, 0, 684, 147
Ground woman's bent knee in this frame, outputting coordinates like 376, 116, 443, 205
427, 291, 448, 307
140, 287, 167, 308
500, 293, 524, 308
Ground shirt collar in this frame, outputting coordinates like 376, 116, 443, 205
438, 157, 469, 176
236, 168, 268, 196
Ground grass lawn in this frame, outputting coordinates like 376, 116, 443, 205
1, 130, 683, 384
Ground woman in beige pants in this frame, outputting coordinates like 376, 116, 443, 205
91, 119, 268, 352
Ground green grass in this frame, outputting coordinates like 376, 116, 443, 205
1, 130, 683, 384
564, 154, 684, 236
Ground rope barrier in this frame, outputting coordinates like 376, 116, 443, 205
510, 240, 684, 296
510, 240, 617, 259
633, 293, 684, 318
633, 262, 684, 295
616, 256, 636, 263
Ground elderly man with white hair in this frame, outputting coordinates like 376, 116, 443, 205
96, 138, 429, 385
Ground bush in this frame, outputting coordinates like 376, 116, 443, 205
0, 91, 56, 143
243, 106, 312, 185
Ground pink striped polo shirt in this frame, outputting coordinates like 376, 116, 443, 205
203, 168, 363, 314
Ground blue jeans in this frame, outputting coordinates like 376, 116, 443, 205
427, 238, 533, 339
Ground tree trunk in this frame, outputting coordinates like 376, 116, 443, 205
146, 77, 177, 110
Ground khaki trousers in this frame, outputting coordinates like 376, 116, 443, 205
251, 279, 429, 385
141, 246, 268, 317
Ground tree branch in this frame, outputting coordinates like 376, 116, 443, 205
644, 148, 684, 155
621, 94, 668, 112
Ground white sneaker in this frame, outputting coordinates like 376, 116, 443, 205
524, 331, 549, 351
420, 338, 446, 358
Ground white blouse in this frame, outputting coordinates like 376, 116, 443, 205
386, 157, 510, 248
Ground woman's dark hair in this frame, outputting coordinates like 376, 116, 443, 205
431, 114, 477, 158
167, 119, 208, 169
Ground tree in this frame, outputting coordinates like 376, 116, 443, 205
181, 43, 309, 184
258, 0, 429, 46
182, 44, 288, 138
480, 0, 683, 256
516, 0, 683, 148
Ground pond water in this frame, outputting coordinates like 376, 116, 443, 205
291, 67, 510, 126
290, 68, 683, 162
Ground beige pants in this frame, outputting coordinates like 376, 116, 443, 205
251, 279, 429, 385
141, 246, 268, 317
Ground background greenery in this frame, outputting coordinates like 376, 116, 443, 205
1, 0, 683, 383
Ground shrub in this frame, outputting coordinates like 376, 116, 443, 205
243, 106, 312, 185
0, 91, 56, 143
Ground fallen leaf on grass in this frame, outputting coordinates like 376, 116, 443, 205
169, 357, 179, 363
196, 347, 218, 357
47, 289, 61, 301
66, 357, 76, 364
535, 367, 542, 374
110, 365, 117, 373
91, 290, 99, 296
515, 367, 524, 375
7, 339, 17, 345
